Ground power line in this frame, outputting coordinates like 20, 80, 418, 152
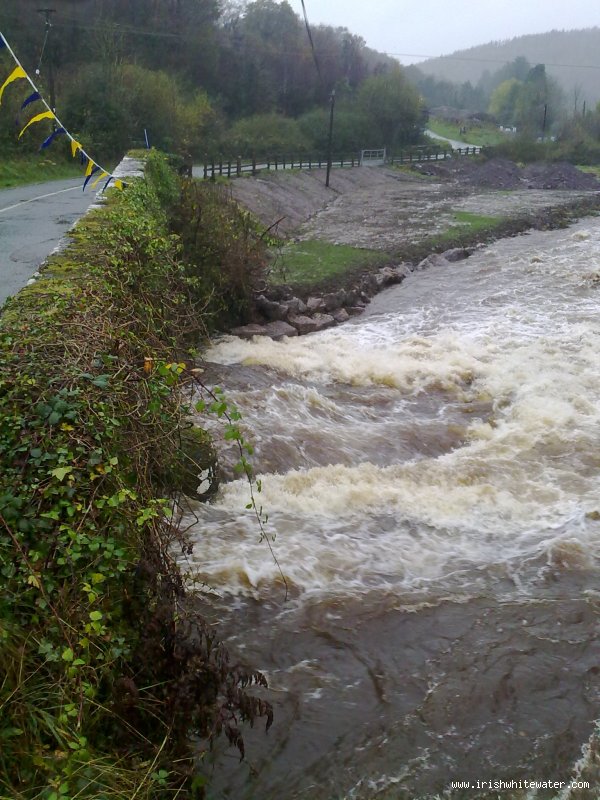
385, 52, 600, 71
3, 12, 600, 73
299, 0, 323, 84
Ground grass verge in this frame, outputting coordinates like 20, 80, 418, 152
0, 157, 84, 188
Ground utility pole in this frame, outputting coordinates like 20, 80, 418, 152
542, 103, 547, 139
37, 8, 57, 114
325, 88, 335, 188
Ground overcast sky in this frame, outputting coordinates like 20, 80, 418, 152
289, 0, 599, 63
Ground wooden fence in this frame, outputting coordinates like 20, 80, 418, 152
197, 145, 483, 179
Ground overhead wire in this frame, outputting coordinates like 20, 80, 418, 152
0, 30, 125, 191
36, 22, 50, 74
299, 0, 323, 85
2, 11, 600, 73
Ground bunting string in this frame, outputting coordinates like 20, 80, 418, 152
0, 30, 126, 192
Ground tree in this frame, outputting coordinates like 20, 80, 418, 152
223, 112, 310, 156
514, 64, 564, 135
357, 67, 423, 148
488, 78, 523, 125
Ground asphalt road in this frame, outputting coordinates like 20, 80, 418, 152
0, 178, 100, 308
424, 128, 473, 150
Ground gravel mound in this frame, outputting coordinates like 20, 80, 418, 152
522, 162, 600, 190
414, 157, 600, 191
464, 158, 523, 189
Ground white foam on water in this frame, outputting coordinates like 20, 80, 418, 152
207, 329, 485, 396
189, 220, 600, 599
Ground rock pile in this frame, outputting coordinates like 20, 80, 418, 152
231, 248, 473, 339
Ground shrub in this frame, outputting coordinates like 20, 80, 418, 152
221, 112, 310, 157
0, 150, 271, 799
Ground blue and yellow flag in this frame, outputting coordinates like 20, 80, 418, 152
0, 66, 27, 105
18, 110, 55, 139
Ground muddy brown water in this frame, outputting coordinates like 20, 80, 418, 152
184, 219, 600, 799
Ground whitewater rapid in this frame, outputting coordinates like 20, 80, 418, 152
185, 219, 600, 799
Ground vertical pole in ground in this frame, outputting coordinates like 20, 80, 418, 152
542, 104, 548, 139
325, 89, 335, 188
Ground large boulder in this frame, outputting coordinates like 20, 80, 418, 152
311, 313, 336, 332
322, 290, 346, 311
289, 315, 320, 335
264, 320, 299, 340
332, 308, 350, 324
255, 294, 289, 321
231, 323, 269, 339
441, 247, 473, 262
306, 296, 326, 313
281, 296, 308, 316
415, 253, 448, 271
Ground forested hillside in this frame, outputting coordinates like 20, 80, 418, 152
417, 28, 600, 109
0, 0, 424, 161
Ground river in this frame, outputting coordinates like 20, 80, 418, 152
184, 218, 600, 799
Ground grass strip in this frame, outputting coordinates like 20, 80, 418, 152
270, 239, 390, 287
0, 156, 83, 188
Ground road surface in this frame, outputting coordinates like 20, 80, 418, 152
0, 178, 100, 308
425, 128, 474, 150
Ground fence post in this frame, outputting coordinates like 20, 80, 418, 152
211, 158, 215, 179
203, 162, 208, 179
318, 157, 322, 168
275, 157, 278, 171
227, 161, 231, 178
237, 156, 242, 177
252, 155, 257, 175
308, 156, 312, 169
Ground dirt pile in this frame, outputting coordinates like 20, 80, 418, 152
414, 157, 600, 191
522, 161, 600, 190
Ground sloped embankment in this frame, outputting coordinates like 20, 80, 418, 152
225, 160, 600, 341
230, 160, 600, 252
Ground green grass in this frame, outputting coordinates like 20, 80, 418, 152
428, 117, 507, 148
270, 239, 390, 286
0, 156, 84, 188
419, 210, 505, 250
577, 164, 600, 178
451, 210, 503, 230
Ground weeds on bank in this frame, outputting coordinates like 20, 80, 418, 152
0, 151, 272, 799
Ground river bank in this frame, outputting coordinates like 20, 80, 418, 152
226, 158, 600, 339
192, 213, 600, 798
0, 152, 273, 799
